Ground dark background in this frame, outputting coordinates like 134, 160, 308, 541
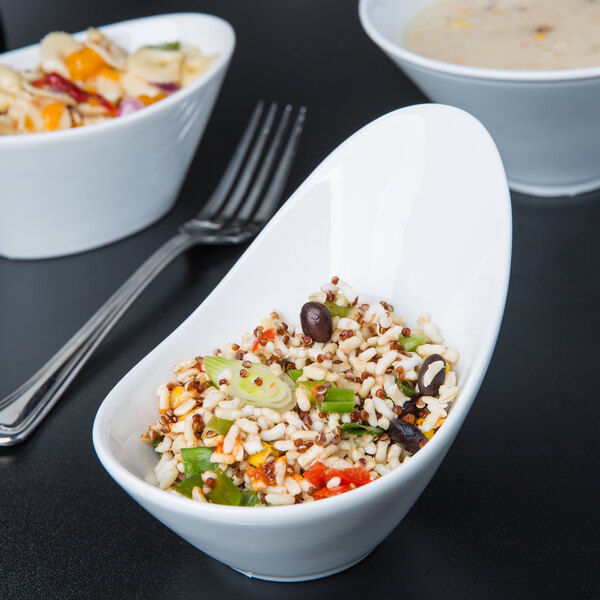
0, 1, 598, 598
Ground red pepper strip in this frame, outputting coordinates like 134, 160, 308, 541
252, 327, 276, 352
303, 461, 327, 489
312, 484, 352, 500
325, 466, 372, 486
36, 72, 118, 115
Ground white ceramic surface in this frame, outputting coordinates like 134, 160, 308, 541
0, 13, 235, 259
359, 0, 600, 197
93, 104, 512, 582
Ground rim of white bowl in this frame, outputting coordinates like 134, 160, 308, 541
358, 0, 600, 83
93, 103, 512, 523
0, 12, 235, 147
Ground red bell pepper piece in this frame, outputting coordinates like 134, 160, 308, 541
325, 466, 372, 486
34, 72, 118, 115
312, 484, 352, 499
303, 461, 327, 489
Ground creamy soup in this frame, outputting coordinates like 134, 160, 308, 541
403, 0, 600, 70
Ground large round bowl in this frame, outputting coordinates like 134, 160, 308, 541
359, 0, 600, 197
93, 104, 512, 582
0, 13, 235, 259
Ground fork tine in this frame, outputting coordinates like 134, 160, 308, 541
252, 106, 307, 223
236, 104, 293, 221
197, 100, 265, 218
218, 102, 278, 219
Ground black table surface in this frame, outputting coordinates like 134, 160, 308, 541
1, 2, 598, 598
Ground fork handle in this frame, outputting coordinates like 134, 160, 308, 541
0, 231, 196, 445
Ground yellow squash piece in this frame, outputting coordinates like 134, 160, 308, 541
169, 385, 183, 408
248, 442, 280, 467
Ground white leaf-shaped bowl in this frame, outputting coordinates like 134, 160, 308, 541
93, 104, 512, 581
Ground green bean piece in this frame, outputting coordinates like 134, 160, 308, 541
324, 387, 354, 403
320, 400, 355, 413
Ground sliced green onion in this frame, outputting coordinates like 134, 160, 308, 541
298, 381, 355, 410
320, 400, 355, 413
398, 333, 427, 352
206, 469, 243, 506
398, 380, 416, 397
204, 416, 233, 437
297, 380, 328, 397
180, 447, 215, 477
297, 381, 354, 405
324, 301, 353, 318
174, 473, 204, 498
340, 423, 384, 436
240, 490, 262, 506
287, 369, 303, 383
203, 356, 295, 411
149, 41, 181, 51
324, 387, 354, 403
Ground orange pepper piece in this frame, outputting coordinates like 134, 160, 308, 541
24, 115, 35, 132
66, 46, 106, 81
41, 102, 64, 131
138, 94, 166, 106
98, 66, 121, 81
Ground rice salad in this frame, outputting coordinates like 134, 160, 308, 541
143, 278, 460, 507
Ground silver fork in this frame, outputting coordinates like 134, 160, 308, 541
0, 101, 306, 446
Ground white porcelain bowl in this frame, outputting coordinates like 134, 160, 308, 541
0, 13, 235, 259
359, 0, 600, 197
93, 104, 512, 582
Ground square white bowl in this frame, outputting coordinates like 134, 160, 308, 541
93, 104, 512, 581
0, 13, 235, 259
